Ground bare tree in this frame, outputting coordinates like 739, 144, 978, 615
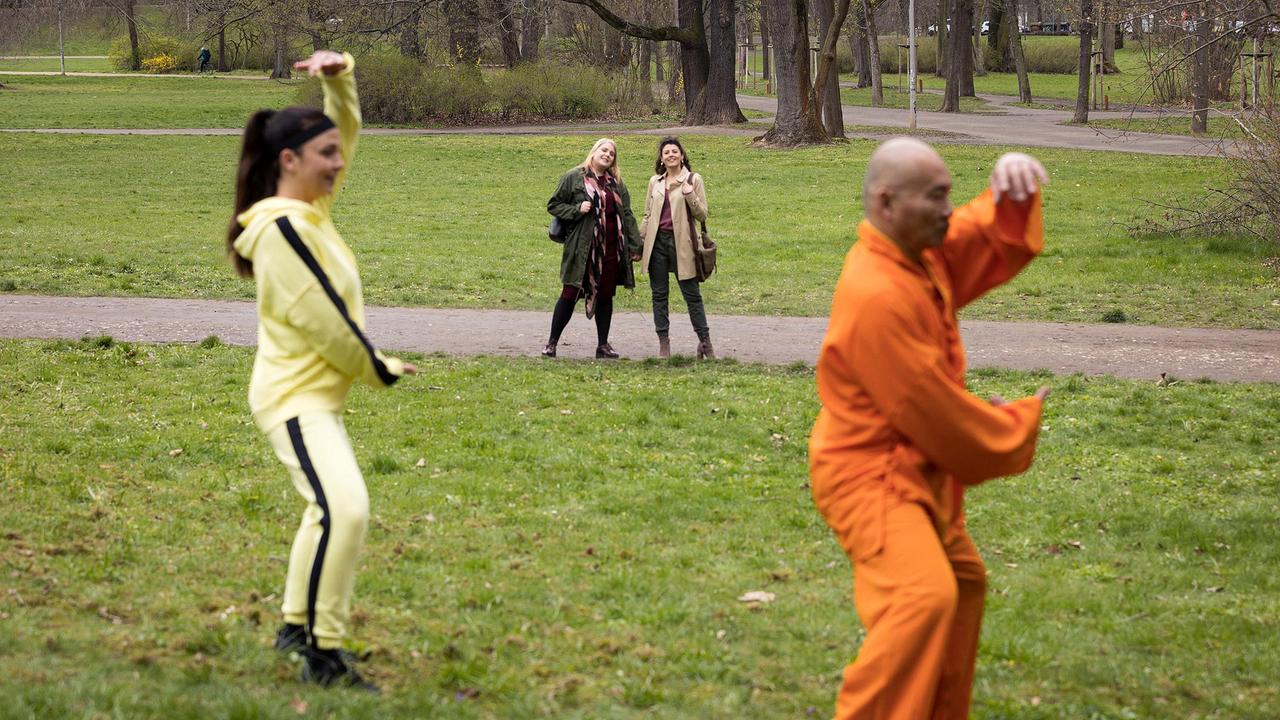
1072, 0, 1092, 122
815, 0, 845, 132
560, 0, 746, 124
520, 0, 542, 62
757, 0, 852, 146
941, 0, 976, 111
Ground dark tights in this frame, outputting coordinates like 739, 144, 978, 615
549, 288, 613, 346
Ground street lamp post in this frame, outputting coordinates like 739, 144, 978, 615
908, 0, 917, 129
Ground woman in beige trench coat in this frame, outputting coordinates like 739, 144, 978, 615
638, 137, 714, 359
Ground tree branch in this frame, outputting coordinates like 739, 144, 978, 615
559, 0, 699, 44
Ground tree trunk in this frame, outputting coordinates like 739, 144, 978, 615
697, 0, 747, 122
1071, 0, 1092, 123
815, 0, 845, 133
864, 0, 883, 106
400, 5, 422, 58
758, 0, 830, 146
125, 0, 140, 70
217, 19, 227, 72
1100, 21, 1117, 72
639, 37, 654, 103
1190, 8, 1208, 134
936, 13, 948, 77
668, 41, 681, 100
987, 0, 1014, 71
942, 0, 974, 110
493, 0, 522, 67
520, 0, 542, 62
561, 0, 743, 124
760, 0, 772, 81
1009, 2, 1031, 102
850, 3, 871, 87
445, 0, 481, 65
270, 27, 290, 79
972, 0, 986, 76
656, 40, 666, 81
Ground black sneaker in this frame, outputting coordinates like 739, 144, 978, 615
301, 646, 380, 693
273, 623, 306, 654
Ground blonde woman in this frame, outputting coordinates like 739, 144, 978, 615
542, 138, 642, 359
639, 137, 713, 359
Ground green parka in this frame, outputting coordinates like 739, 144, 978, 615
547, 167, 643, 289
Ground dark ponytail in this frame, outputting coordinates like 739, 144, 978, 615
226, 106, 329, 278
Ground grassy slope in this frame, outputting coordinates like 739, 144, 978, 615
0, 131, 1275, 328
0, 74, 297, 128
1, 338, 1277, 718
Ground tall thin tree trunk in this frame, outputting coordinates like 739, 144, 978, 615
1072, 0, 1092, 122
124, 0, 140, 70
1009, 2, 1031, 102
864, 0, 883, 105
1100, 21, 1117, 72
520, 0, 541, 62
760, 0, 771, 81
217, 18, 227, 72
656, 40, 666, 82
936, 12, 948, 77
639, 37, 654, 103
1190, 7, 1208, 133
816, 0, 845, 133
270, 27, 290, 79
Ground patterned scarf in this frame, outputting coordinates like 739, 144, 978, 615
582, 171, 622, 319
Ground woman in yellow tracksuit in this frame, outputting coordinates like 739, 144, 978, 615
225, 49, 414, 692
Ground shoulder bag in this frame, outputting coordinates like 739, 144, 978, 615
683, 196, 717, 282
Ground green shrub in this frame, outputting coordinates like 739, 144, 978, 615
1022, 37, 1079, 74
838, 39, 940, 76
300, 56, 661, 125
838, 34, 1075, 77
489, 63, 610, 119
299, 54, 491, 125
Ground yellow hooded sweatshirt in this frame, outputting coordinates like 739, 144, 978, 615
232, 54, 405, 432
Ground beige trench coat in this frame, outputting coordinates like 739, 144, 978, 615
639, 169, 708, 282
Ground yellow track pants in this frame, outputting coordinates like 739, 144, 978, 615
266, 412, 369, 650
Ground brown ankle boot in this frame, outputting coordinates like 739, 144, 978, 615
657, 334, 670, 359
696, 337, 715, 360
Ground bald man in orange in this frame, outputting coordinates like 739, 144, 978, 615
809, 137, 1051, 720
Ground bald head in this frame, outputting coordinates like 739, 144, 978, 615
861, 137, 953, 262
862, 137, 947, 207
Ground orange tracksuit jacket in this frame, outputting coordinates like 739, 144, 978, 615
809, 189, 1045, 720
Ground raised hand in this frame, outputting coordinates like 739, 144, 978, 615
990, 152, 1049, 204
293, 50, 347, 77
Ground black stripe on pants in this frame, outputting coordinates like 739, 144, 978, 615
287, 417, 331, 649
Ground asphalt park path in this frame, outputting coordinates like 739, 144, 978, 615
0, 65, 1232, 156
2, 295, 1275, 383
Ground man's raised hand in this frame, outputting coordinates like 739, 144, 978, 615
990, 152, 1049, 204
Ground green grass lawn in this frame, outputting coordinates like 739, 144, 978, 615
1087, 115, 1252, 140
1, 337, 1277, 718
0, 56, 114, 72
1, 132, 1275, 328
0, 74, 297, 128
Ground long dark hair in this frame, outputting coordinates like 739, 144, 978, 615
225, 106, 329, 278
653, 136, 692, 176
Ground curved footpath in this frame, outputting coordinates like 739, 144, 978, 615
0, 65, 1233, 156
1, 295, 1275, 383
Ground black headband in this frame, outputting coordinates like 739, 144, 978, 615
272, 116, 336, 154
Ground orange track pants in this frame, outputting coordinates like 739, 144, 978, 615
821, 487, 987, 720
